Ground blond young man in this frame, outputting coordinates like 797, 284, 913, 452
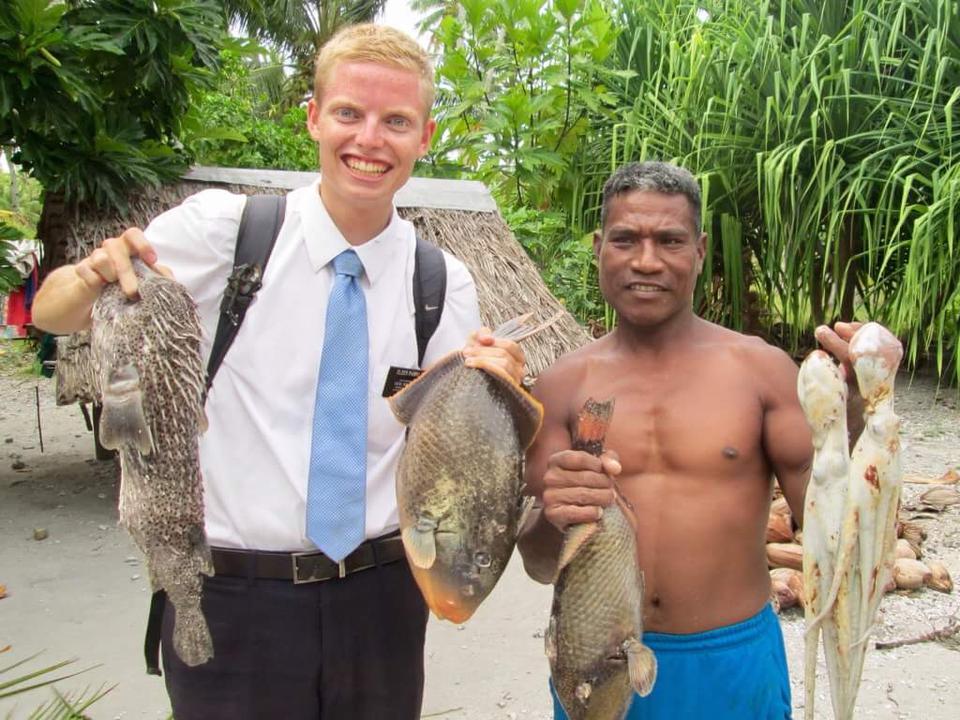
33, 24, 523, 720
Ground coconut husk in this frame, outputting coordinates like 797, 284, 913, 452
916, 485, 960, 511
766, 497, 793, 543
924, 562, 954, 593
766, 542, 803, 571
904, 468, 958, 485
770, 567, 804, 610
893, 558, 932, 590
895, 538, 917, 560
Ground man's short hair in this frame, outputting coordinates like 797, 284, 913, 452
313, 23, 435, 114
601, 161, 702, 233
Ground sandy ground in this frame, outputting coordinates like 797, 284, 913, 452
0, 355, 958, 719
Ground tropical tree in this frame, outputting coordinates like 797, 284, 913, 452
421, 0, 960, 379
590, 0, 960, 379
418, 0, 622, 325
0, 0, 224, 271
180, 45, 317, 171
223, 0, 388, 106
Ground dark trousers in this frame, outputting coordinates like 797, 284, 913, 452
161, 558, 428, 719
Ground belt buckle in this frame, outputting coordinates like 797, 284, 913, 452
291, 551, 324, 584
290, 551, 348, 584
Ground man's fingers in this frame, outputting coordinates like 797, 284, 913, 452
469, 327, 495, 346
74, 260, 108, 294
543, 503, 604, 532
120, 227, 157, 266
100, 228, 156, 298
111, 255, 139, 298
600, 451, 622, 476
814, 324, 851, 364
463, 341, 525, 384
544, 485, 615, 509
833, 321, 862, 341
547, 449, 606, 474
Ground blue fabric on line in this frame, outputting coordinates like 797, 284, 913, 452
551, 603, 792, 720
305, 249, 368, 562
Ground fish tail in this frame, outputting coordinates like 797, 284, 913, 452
491, 310, 564, 344
172, 604, 213, 667
571, 397, 615, 457
625, 637, 657, 697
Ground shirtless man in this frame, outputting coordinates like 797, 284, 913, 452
518, 161, 862, 719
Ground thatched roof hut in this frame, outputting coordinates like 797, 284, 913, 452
56, 167, 590, 378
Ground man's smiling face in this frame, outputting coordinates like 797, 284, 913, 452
307, 60, 436, 220
594, 190, 706, 328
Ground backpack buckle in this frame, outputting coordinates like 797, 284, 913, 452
221, 263, 263, 326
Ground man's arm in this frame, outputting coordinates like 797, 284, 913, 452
517, 359, 617, 584
759, 343, 814, 528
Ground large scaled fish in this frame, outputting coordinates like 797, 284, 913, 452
801, 322, 903, 720
547, 398, 656, 720
91, 260, 213, 666
389, 314, 548, 623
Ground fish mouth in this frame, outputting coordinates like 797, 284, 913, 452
408, 567, 485, 623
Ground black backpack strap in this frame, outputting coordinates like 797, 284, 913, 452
205, 194, 287, 392
143, 589, 166, 675
413, 235, 447, 367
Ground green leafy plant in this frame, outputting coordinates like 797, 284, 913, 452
223, 0, 388, 107
181, 46, 317, 171
417, 0, 622, 323
0, 0, 225, 210
0, 647, 111, 719
0, 216, 30, 292
1, 0, 226, 273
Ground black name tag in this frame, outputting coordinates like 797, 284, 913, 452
382, 366, 422, 397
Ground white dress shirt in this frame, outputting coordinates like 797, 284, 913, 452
144, 181, 481, 550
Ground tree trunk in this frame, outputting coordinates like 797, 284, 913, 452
3, 146, 18, 211
810, 252, 825, 328
37, 191, 73, 280
839, 213, 859, 321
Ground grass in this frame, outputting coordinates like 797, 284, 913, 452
0, 646, 112, 719
0, 337, 42, 377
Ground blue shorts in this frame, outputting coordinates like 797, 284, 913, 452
551, 603, 792, 720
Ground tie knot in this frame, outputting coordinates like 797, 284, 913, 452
333, 250, 363, 278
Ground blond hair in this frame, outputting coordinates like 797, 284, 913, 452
313, 23, 435, 115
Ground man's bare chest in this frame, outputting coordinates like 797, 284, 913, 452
570, 362, 766, 476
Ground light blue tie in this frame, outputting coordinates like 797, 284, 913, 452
306, 249, 368, 562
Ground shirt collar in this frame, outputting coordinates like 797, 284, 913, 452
300, 180, 403, 286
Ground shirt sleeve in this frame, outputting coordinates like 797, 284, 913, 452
420, 252, 481, 366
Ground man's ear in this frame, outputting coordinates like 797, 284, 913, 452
418, 118, 437, 157
306, 98, 322, 142
695, 231, 707, 275
593, 230, 603, 259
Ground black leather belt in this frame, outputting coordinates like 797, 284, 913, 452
211, 534, 406, 584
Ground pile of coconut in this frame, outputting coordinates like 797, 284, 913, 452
767, 473, 959, 613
